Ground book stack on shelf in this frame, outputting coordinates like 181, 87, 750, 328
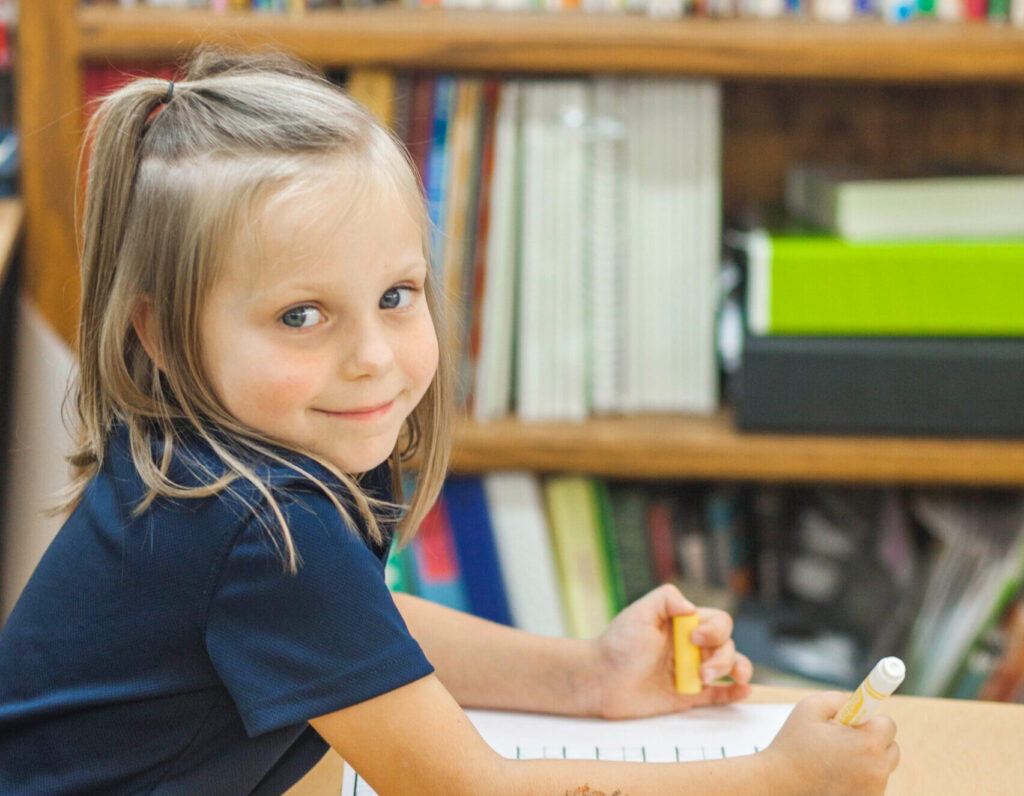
363, 71, 722, 422
388, 473, 756, 641
397, 472, 1024, 701
903, 490, 1024, 701
729, 161, 1024, 438
80, 0, 1024, 25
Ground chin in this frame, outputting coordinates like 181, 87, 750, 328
326, 445, 395, 475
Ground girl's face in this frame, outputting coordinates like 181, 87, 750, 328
200, 173, 439, 474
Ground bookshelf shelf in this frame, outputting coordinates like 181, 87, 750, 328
20, 2, 1024, 488
450, 413, 1024, 485
78, 6, 1024, 82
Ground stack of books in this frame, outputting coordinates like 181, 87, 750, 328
395, 472, 1024, 701
357, 71, 723, 422
389, 473, 756, 640
730, 162, 1024, 438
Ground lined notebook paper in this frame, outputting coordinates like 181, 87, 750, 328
341, 703, 794, 795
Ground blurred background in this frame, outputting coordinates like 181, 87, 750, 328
4, 0, 1024, 701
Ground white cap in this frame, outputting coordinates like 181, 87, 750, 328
872, 657, 907, 693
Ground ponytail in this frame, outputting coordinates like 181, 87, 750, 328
70, 78, 176, 474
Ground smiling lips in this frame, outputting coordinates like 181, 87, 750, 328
317, 400, 395, 420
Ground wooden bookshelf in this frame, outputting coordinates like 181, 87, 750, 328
19, 2, 1024, 486
77, 6, 1024, 81
450, 413, 1024, 484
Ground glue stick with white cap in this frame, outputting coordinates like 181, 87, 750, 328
836, 657, 906, 726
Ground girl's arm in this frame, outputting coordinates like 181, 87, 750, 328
393, 584, 752, 719
308, 674, 898, 796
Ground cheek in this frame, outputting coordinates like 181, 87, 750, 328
406, 320, 439, 395
210, 338, 326, 418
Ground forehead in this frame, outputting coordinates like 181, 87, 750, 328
221, 162, 427, 292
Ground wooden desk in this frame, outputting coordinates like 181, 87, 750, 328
746, 686, 1024, 795
286, 684, 1024, 795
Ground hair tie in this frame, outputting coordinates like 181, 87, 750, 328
162, 81, 175, 105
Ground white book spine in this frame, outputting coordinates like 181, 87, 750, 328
813, 0, 854, 21
590, 80, 625, 414
539, 83, 560, 421
1013, 0, 1024, 26
557, 81, 591, 422
741, 0, 785, 15
693, 80, 722, 413
517, 82, 545, 422
483, 472, 567, 638
671, 80, 696, 412
620, 83, 640, 413
648, 0, 686, 15
744, 229, 773, 336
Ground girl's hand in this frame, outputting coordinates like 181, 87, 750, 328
583, 583, 753, 720
764, 691, 900, 795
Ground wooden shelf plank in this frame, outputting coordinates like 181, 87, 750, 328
78, 6, 1024, 82
450, 412, 1024, 484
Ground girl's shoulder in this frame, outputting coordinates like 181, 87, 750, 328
103, 420, 394, 537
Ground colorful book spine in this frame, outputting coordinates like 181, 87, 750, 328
646, 497, 680, 585
425, 75, 454, 266
442, 476, 513, 626
408, 496, 470, 612
545, 477, 616, 638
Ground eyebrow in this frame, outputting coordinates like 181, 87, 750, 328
392, 259, 429, 276
252, 259, 428, 299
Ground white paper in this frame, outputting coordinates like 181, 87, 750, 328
340, 703, 794, 795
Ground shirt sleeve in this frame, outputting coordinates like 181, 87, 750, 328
205, 488, 433, 737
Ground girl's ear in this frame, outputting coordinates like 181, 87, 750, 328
132, 295, 164, 370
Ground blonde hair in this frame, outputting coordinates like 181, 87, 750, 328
60, 49, 454, 572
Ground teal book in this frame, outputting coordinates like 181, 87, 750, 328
736, 227, 1024, 337
384, 540, 415, 594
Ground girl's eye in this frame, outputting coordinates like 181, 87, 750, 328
380, 286, 415, 310
280, 306, 323, 329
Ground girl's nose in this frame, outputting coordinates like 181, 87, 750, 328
340, 318, 395, 379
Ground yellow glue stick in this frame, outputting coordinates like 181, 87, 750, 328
836, 656, 906, 726
673, 614, 702, 695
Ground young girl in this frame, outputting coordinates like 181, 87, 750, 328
0, 51, 898, 795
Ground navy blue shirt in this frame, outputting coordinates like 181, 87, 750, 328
0, 424, 432, 795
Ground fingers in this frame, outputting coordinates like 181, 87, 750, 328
690, 607, 733, 647
699, 639, 737, 684
646, 583, 695, 620
688, 609, 752, 685
797, 690, 849, 720
887, 741, 901, 773
861, 714, 898, 747
698, 646, 752, 686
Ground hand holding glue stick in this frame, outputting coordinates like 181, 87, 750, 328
836, 656, 906, 726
